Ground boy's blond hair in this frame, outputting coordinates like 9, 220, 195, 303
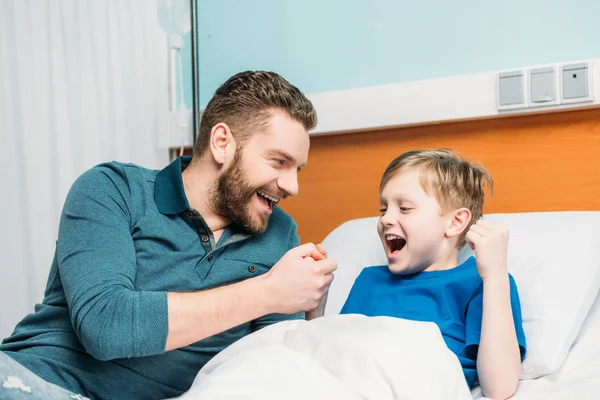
380, 149, 493, 249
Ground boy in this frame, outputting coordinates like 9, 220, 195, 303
340, 149, 526, 399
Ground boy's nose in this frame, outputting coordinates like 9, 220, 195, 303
380, 214, 397, 226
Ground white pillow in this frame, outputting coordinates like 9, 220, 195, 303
322, 211, 600, 379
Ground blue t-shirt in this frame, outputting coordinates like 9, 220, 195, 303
340, 257, 527, 388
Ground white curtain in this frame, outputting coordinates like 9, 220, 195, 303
0, 0, 171, 338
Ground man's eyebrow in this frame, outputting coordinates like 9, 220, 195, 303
268, 149, 307, 168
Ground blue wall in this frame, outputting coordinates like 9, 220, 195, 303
187, 0, 600, 108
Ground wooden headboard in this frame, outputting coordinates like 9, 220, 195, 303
280, 108, 600, 243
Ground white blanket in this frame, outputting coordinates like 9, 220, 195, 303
172, 314, 471, 400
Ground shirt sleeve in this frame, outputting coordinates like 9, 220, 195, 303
57, 164, 168, 361
251, 219, 305, 332
465, 274, 527, 361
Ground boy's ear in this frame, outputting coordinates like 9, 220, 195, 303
446, 208, 472, 239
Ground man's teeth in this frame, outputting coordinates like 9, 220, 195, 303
258, 191, 279, 204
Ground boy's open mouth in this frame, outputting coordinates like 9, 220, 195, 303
385, 234, 407, 254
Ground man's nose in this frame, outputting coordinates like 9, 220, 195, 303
278, 169, 299, 197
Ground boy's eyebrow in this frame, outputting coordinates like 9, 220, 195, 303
381, 194, 415, 204
267, 149, 307, 168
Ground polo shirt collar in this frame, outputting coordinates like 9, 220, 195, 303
155, 156, 191, 215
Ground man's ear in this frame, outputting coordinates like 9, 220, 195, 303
209, 123, 235, 165
446, 208, 472, 239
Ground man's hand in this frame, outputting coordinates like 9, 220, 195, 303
465, 219, 509, 282
165, 243, 335, 351
263, 243, 337, 315
306, 243, 331, 320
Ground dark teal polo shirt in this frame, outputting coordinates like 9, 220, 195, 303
1, 156, 303, 400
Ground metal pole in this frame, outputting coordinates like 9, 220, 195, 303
190, 0, 199, 147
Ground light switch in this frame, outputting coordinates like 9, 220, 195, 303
530, 67, 557, 107
562, 63, 594, 103
498, 70, 525, 110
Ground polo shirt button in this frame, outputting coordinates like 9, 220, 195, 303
248, 265, 256, 273
201, 235, 209, 242
187, 211, 194, 217
208, 255, 213, 261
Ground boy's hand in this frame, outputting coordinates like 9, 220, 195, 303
465, 219, 509, 282
310, 243, 328, 261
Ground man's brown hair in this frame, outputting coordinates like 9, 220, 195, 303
193, 71, 317, 157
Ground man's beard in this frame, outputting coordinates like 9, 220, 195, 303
210, 150, 280, 234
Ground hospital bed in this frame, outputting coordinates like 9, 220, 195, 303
321, 211, 600, 399
177, 210, 600, 399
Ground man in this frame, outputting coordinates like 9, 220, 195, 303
0, 71, 336, 400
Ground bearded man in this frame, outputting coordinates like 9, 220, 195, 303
0, 71, 336, 400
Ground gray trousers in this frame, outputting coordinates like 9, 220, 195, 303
0, 351, 88, 400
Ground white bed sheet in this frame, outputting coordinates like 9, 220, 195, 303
472, 290, 600, 399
